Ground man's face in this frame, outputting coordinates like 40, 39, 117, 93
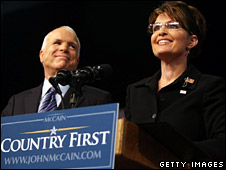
40, 27, 80, 78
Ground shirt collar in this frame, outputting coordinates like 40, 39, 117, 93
58, 83, 70, 97
177, 64, 201, 89
41, 78, 52, 98
134, 64, 201, 90
41, 78, 70, 97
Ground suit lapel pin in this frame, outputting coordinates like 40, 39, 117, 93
182, 77, 195, 87
180, 90, 187, 94
181, 77, 195, 94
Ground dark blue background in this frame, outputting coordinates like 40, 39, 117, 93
1, 1, 225, 111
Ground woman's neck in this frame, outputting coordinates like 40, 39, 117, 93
158, 60, 187, 91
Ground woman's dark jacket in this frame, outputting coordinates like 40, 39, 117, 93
125, 64, 225, 161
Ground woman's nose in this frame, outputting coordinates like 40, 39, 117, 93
158, 25, 168, 36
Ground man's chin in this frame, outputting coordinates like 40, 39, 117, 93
56, 65, 77, 72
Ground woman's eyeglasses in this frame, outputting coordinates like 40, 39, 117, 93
148, 21, 181, 34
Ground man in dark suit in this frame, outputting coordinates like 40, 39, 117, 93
2, 26, 112, 117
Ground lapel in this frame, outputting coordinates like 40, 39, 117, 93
177, 64, 201, 90
24, 84, 42, 113
57, 87, 86, 109
134, 70, 160, 93
139, 64, 201, 91
130, 65, 201, 123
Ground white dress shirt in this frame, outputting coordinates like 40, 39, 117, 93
38, 78, 69, 112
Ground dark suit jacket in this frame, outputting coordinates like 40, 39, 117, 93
124, 64, 225, 161
2, 84, 112, 117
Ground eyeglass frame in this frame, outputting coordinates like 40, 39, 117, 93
147, 21, 193, 35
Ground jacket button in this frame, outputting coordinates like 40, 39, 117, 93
160, 94, 166, 101
152, 113, 157, 119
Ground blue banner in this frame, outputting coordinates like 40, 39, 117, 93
1, 103, 119, 169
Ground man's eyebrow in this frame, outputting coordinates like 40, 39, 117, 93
53, 39, 78, 46
70, 41, 79, 46
54, 39, 62, 42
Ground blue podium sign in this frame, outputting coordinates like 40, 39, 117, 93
1, 103, 119, 169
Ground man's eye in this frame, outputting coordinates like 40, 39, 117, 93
70, 45, 76, 49
54, 41, 61, 45
69, 43, 77, 49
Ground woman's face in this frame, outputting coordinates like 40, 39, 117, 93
151, 12, 196, 62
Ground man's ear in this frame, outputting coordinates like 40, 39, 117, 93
39, 50, 44, 63
187, 35, 198, 49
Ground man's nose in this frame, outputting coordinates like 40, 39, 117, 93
60, 43, 69, 52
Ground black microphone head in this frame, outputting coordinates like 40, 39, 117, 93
49, 77, 62, 95
49, 77, 57, 86
75, 66, 95, 84
57, 69, 72, 86
69, 64, 112, 87
93, 64, 112, 79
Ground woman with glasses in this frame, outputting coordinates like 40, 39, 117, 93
124, 1, 225, 162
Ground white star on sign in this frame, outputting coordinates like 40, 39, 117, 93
50, 126, 57, 135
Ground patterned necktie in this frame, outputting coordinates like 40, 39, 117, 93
39, 87, 57, 113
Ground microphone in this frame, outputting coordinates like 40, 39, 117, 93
49, 77, 62, 95
54, 64, 112, 87
55, 69, 72, 86
71, 64, 112, 86
93, 64, 113, 80
49, 64, 112, 109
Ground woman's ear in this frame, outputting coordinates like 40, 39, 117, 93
187, 35, 198, 49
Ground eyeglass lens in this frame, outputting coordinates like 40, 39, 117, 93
149, 22, 180, 33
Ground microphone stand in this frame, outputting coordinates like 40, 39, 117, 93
70, 84, 82, 108
59, 93, 65, 110
70, 92, 76, 108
